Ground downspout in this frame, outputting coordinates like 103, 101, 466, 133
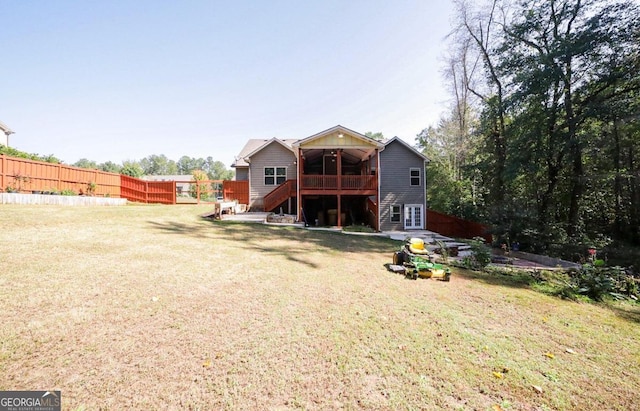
423, 158, 428, 229
377, 146, 383, 232
246, 158, 251, 210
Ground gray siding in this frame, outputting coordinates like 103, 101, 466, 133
235, 167, 249, 181
379, 140, 426, 231
248, 143, 296, 210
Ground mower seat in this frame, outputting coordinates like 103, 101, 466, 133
407, 238, 429, 255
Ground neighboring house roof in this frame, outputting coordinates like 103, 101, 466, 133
141, 175, 195, 181
292, 124, 384, 149
382, 136, 429, 162
0, 121, 14, 135
231, 138, 297, 167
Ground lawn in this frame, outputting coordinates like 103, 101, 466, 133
0, 204, 638, 410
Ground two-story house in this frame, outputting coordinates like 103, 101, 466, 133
231, 125, 428, 231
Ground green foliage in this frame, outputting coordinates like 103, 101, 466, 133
433, 0, 640, 258
0, 145, 61, 163
364, 131, 384, 141
99, 161, 122, 173
189, 170, 209, 200
342, 224, 375, 233
73, 158, 99, 169
562, 265, 637, 302
461, 237, 492, 270
140, 154, 178, 175
120, 161, 143, 177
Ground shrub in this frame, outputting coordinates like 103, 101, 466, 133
563, 265, 638, 302
461, 237, 492, 270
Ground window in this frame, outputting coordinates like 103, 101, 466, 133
390, 205, 401, 222
265, 167, 286, 185
410, 168, 421, 186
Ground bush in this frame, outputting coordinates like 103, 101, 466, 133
562, 265, 638, 302
461, 237, 492, 270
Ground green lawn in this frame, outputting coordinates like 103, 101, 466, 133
0, 204, 638, 410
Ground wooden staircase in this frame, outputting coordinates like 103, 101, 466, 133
263, 179, 297, 212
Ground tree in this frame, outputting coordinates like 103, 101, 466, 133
453, 0, 508, 208
497, 0, 640, 239
99, 161, 121, 174
364, 131, 384, 141
433, 0, 640, 254
120, 160, 143, 177
73, 158, 99, 169
140, 154, 178, 175
205, 158, 234, 180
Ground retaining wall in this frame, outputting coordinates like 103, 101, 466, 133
1, 193, 127, 206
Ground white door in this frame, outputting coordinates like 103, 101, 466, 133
404, 204, 424, 229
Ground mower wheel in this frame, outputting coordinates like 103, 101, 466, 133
405, 270, 418, 280
393, 251, 404, 265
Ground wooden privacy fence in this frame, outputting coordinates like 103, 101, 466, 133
426, 209, 491, 242
0, 154, 248, 205
0, 154, 120, 197
223, 180, 249, 205
120, 176, 249, 205
120, 175, 176, 204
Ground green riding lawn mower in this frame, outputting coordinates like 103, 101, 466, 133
390, 238, 451, 281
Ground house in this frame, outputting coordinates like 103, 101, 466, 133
231, 125, 428, 231
0, 121, 14, 147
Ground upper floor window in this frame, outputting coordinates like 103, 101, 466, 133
410, 168, 421, 186
265, 167, 286, 185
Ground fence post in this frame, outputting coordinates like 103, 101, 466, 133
0, 154, 4, 190
57, 162, 61, 190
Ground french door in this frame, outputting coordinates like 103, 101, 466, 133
404, 204, 424, 229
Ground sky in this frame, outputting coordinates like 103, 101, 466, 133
1, 0, 456, 167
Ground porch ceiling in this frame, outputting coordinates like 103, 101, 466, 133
300, 148, 375, 164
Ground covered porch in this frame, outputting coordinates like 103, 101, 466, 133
293, 126, 383, 229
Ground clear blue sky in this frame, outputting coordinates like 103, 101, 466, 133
1, 0, 455, 167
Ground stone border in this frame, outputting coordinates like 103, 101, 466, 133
1, 193, 127, 206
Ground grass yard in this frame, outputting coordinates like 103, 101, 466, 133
0, 204, 638, 410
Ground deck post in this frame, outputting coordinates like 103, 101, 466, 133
297, 149, 303, 223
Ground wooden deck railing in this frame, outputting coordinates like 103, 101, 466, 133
263, 179, 297, 212
300, 175, 376, 190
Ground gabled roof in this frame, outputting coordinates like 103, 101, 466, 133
382, 136, 429, 162
0, 121, 14, 135
292, 125, 384, 149
231, 138, 297, 168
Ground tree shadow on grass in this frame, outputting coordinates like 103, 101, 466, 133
452, 266, 536, 289
147, 218, 401, 269
610, 305, 640, 323
454, 265, 640, 324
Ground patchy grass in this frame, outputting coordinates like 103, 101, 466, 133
0, 204, 639, 410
